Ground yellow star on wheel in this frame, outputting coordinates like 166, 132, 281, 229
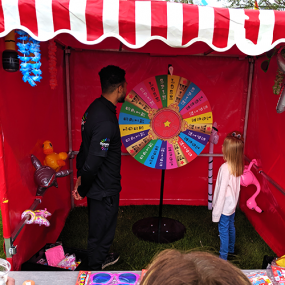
164, 120, 171, 127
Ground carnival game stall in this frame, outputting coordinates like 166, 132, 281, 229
0, 0, 285, 271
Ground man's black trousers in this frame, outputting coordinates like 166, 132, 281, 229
87, 193, 120, 269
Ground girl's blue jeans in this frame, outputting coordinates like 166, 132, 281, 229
218, 212, 236, 260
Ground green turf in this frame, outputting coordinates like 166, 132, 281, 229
58, 205, 275, 270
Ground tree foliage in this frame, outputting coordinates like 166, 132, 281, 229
223, 0, 285, 10
172, 0, 194, 3
171, 0, 285, 9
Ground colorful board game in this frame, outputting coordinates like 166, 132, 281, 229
119, 75, 213, 169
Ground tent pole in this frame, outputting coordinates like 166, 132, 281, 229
74, 150, 224, 157
64, 48, 74, 209
157, 169, 165, 243
4, 198, 42, 269
11, 199, 41, 243
243, 57, 255, 146
0, 126, 13, 269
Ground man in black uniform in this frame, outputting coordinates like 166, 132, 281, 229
72, 65, 127, 270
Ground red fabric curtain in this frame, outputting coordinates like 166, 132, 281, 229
70, 50, 285, 256
70, 50, 248, 206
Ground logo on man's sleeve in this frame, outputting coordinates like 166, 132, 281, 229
81, 112, 88, 132
100, 138, 110, 151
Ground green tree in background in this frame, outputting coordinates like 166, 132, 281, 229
223, 0, 285, 10
172, 0, 194, 3
171, 0, 285, 10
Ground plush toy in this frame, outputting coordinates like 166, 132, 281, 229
31, 154, 72, 196
240, 159, 263, 213
276, 48, 285, 113
21, 208, 51, 227
43, 140, 68, 172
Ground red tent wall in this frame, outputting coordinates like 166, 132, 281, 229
70, 49, 285, 256
70, 50, 248, 207
240, 56, 285, 256
0, 40, 71, 270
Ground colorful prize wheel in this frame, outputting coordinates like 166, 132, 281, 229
119, 75, 213, 169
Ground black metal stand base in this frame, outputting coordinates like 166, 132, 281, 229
132, 217, 186, 243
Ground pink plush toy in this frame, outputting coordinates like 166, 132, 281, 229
240, 159, 263, 213
21, 208, 51, 227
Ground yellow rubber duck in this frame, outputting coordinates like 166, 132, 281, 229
43, 140, 68, 172
277, 255, 285, 267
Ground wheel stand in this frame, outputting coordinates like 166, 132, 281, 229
132, 170, 186, 243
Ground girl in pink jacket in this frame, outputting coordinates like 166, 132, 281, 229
212, 131, 244, 260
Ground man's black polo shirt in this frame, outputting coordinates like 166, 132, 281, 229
76, 96, 121, 200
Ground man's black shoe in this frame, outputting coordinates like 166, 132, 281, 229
102, 253, 120, 269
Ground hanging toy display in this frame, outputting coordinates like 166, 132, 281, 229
2, 30, 19, 72
48, 40, 57, 89
277, 47, 285, 73
273, 69, 284, 96
43, 140, 68, 172
260, 47, 285, 113
240, 159, 263, 213
275, 47, 285, 113
21, 208, 51, 227
276, 87, 285, 113
31, 154, 72, 196
15, 30, 42, 87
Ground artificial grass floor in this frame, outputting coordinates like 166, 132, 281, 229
58, 205, 275, 270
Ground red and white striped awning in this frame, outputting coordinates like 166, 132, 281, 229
0, 0, 285, 56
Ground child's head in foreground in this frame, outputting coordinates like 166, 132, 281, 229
140, 249, 251, 285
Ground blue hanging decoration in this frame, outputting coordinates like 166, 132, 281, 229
16, 30, 42, 87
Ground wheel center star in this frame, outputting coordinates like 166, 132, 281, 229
164, 120, 171, 127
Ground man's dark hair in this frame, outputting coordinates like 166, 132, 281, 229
99, 65, 126, 94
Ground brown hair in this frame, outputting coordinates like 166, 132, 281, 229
222, 131, 244, 177
140, 249, 251, 285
